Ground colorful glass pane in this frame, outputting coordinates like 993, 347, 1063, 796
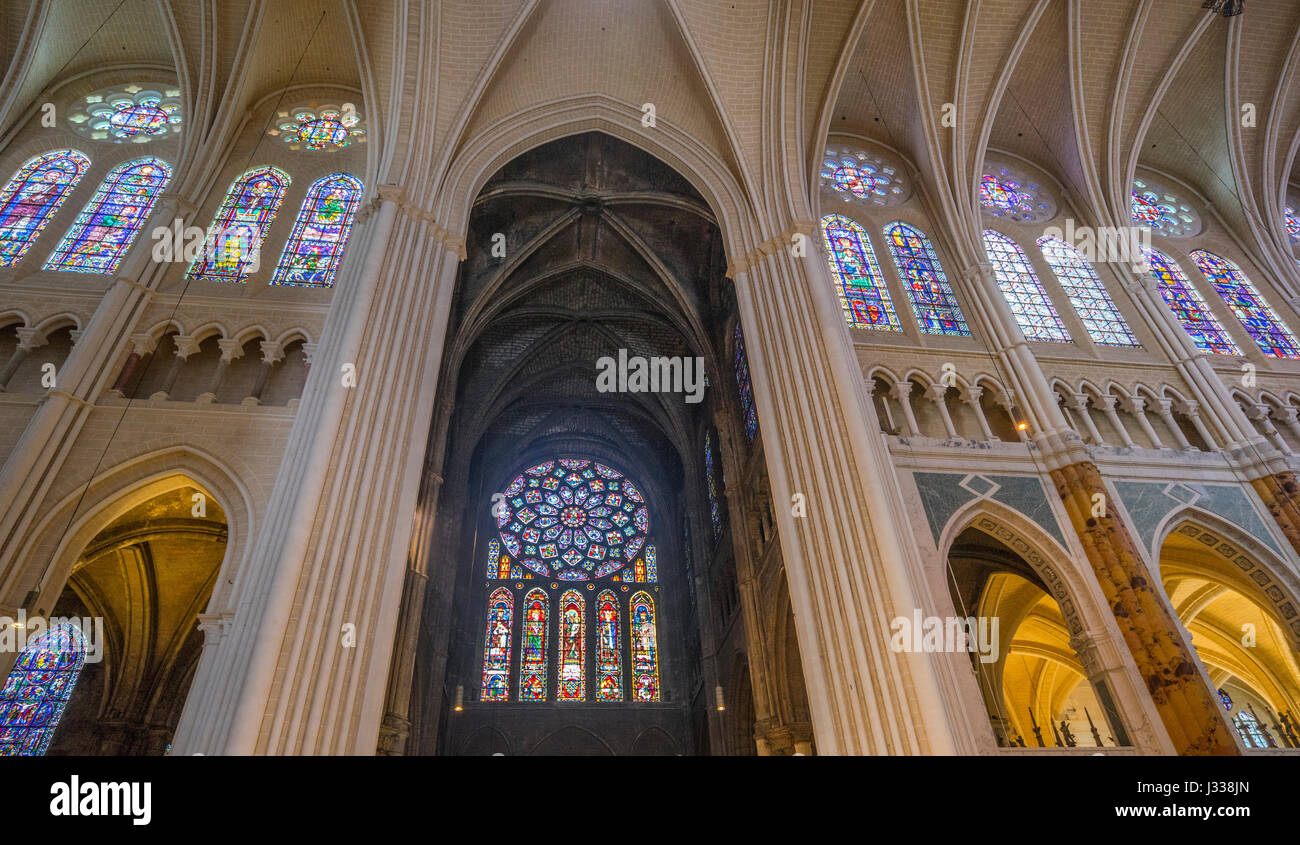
556, 590, 586, 701
734, 322, 759, 442
1037, 236, 1139, 347
630, 592, 660, 702
271, 173, 364, 288
187, 166, 289, 283
496, 458, 647, 581
980, 174, 1029, 213
45, 157, 171, 274
1190, 250, 1300, 359
1142, 247, 1239, 355
0, 151, 90, 267
518, 589, 548, 702
480, 587, 513, 701
0, 623, 86, 756
820, 214, 900, 330
1130, 180, 1199, 237
982, 230, 1071, 342
596, 590, 623, 702
704, 430, 721, 538
1235, 711, 1273, 749
645, 545, 656, 583
486, 538, 501, 578
1286, 206, 1300, 243
884, 222, 970, 336
1218, 688, 1233, 711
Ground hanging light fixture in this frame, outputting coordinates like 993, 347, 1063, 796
1202, 0, 1244, 17
453, 685, 464, 712
714, 684, 726, 712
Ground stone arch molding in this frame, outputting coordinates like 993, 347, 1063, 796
0, 445, 255, 616
1154, 510, 1300, 650
939, 499, 1089, 640
433, 95, 760, 266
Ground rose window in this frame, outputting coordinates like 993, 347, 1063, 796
497, 459, 649, 581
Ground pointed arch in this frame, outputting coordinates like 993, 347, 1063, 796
1189, 250, 1300, 359
883, 221, 970, 336
480, 587, 514, 702
186, 167, 290, 283
0, 622, 87, 755
556, 589, 586, 701
595, 590, 623, 702
518, 588, 549, 702
271, 172, 364, 288
981, 230, 1071, 342
1141, 247, 1239, 354
44, 157, 172, 274
0, 150, 91, 267
819, 214, 900, 330
1037, 236, 1139, 347
629, 591, 661, 702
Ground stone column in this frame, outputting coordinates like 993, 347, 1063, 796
1050, 461, 1239, 754
1097, 396, 1136, 448
890, 379, 921, 437
1126, 396, 1164, 449
928, 383, 958, 439
1182, 400, 1219, 451
721, 223, 956, 754
0, 327, 45, 390
1156, 399, 1194, 450
963, 386, 997, 442
1272, 405, 1300, 446
109, 333, 157, 397
1071, 393, 1106, 445
197, 338, 243, 403
169, 187, 468, 755
243, 340, 285, 405
1247, 404, 1290, 455
150, 335, 198, 400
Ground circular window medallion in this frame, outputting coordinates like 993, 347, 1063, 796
67, 84, 182, 143
1130, 176, 1202, 238
819, 145, 910, 207
271, 103, 366, 151
497, 458, 649, 581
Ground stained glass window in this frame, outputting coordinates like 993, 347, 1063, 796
884, 222, 970, 336
630, 591, 660, 702
480, 587, 513, 702
495, 458, 648, 582
0, 622, 86, 756
1142, 247, 1239, 355
1286, 207, 1300, 244
704, 430, 721, 538
1234, 712, 1273, 749
557, 590, 586, 701
44, 157, 171, 274
1037, 236, 1139, 347
645, 544, 657, 582
980, 175, 1030, 215
820, 214, 900, 330
518, 589, 549, 702
819, 151, 899, 204
187, 166, 290, 283
271, 173, 364, 288
1190, 250, 1300, 359
1218, 688, 1233, 711
0, 151, 91, 267
734, 322, 759, 442
596, 590, 623, 702
1130, 179, 1199, 237
982, 230, 1071, 342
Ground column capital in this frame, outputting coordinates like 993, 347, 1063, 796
128, 333, 158, 356
1095, 395, 1118, 412
1070, 392, 1092, 411
889, 379, 914, 401
172, 334, 200, 359
301, 342, 319, 366
259, 340, 286, 364
725, 219, 817, 279
1124, 395, 1147, 414
927, 382, 950, 402
1271, 404, 1299, 423
1180, 399, 1202, 417
960, 384, 984, 404
14, 327, 47, 350
216, 338, 245, 362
